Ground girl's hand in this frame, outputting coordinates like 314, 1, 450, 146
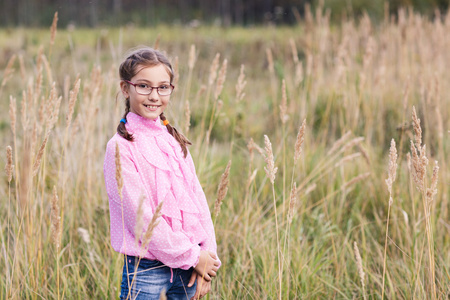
188, 270, 211, 300
194, 250, 219, 281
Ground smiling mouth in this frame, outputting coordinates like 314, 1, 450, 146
144, 104, 160, 109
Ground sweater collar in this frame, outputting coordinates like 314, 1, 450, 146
125, 112, 164, 134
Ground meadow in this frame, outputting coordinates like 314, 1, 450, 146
0, 7, 449, 299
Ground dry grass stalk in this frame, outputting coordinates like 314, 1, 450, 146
41, 54, 53, 84
266, 48, 274, 75
294, 119, 306, 164
159, 289, 167, 300
173, 56, 179, 86
9, 96, 16, 138
248, 138, 264, 156
327, 131, 352, 155
35, 58, 43, 103
214, 160, 231, 218
63, 75, 70, 101
141, 201, 164, 252
288, 182, 297, 224
304, 183, 317, 195
358, 144, 371, 166
411, 106, 423, 153
246, 169, 258, 191
382, 138, 398, 300
408, 108, 437, 299
66, 77, 81, 128
32, 134, 49, 177
21, 90, 28, 132
216, 100, 224, 116
289, 38, 299, 65
208, 53, 220, 86
334, 152, 361, 168
264, 135, 277, 184
153, 34, 161, 50
353, 241, 366, 300
235, 64, 247, 103
385, 139, 398, 205
214, 59, 227, 100
50, 12, 58, 47
342, 172, 371, 190
115, 142, 124, 200
45, 83, 57, 127
18, 54, 26, 80
294, 61, 304, 87
188, 45, 196, 70
184, 100, 191, 134
410, 141, 428, 192
340, 137, 365, 154
426, 161, 439, 204
51, 185, 61, 248
279, 79, 288, 124
5, 146, 13, 183
134, 194, 146, 247
1, 54, 16, 88
47, 96, 62, 134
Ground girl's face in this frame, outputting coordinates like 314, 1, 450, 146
121, 64, 171, 120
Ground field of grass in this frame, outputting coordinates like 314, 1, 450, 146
0, 7, 449, 299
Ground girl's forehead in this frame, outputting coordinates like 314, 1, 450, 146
133, 64, 171, 81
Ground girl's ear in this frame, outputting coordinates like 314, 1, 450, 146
120, 81, 129, 98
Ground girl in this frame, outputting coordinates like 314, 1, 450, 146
104, 47, 220, 300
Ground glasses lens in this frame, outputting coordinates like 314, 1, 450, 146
135, 85, 151, 95
158, 86, 172, 96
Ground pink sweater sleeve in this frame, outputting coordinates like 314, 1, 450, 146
104, 138, 201, 270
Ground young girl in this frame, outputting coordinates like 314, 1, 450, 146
104, 47, 220, 300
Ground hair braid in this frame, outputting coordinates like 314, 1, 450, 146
117, 98, 134, 141
160, 113, 192, 158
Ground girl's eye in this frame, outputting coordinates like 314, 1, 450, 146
159, 85, 169, 90
138, 84, 149, 89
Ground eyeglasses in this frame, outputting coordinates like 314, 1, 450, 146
124, 80, 174, 96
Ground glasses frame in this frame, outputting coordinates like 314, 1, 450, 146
124, 80, 175, 96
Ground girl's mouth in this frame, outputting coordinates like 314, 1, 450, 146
144, 104, 160, 110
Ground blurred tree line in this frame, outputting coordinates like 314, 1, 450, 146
0, 0, 448, 27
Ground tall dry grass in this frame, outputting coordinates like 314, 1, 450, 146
0, 4, 449, 299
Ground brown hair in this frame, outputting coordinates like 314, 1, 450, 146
117, 47, 191, 157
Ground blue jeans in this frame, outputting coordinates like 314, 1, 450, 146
120, 256, 197, 300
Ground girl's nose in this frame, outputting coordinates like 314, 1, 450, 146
148, 88, 160, 99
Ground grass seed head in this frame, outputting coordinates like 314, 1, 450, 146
215, 160, 231, 218
50, 12, 58, 46
385, 139, 398, 201
288, 182, 297, 224
32, 134, 49, 177
141, 201, 163, 252
353, 241, 366, 299
208, 53, 220, 86
279, 79, 289, 124
263, 135, 277, 184
9, 96, 16, 137
135, 193, 146, 247
235, 64, 247, 103
294, 119, 306, 163
51, 186, 61, 248
5, 146, 13, 183
184, 99, 191, 134
426, 161, 439, 204
115, 142, 124, 199
214, 59, 227, 100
